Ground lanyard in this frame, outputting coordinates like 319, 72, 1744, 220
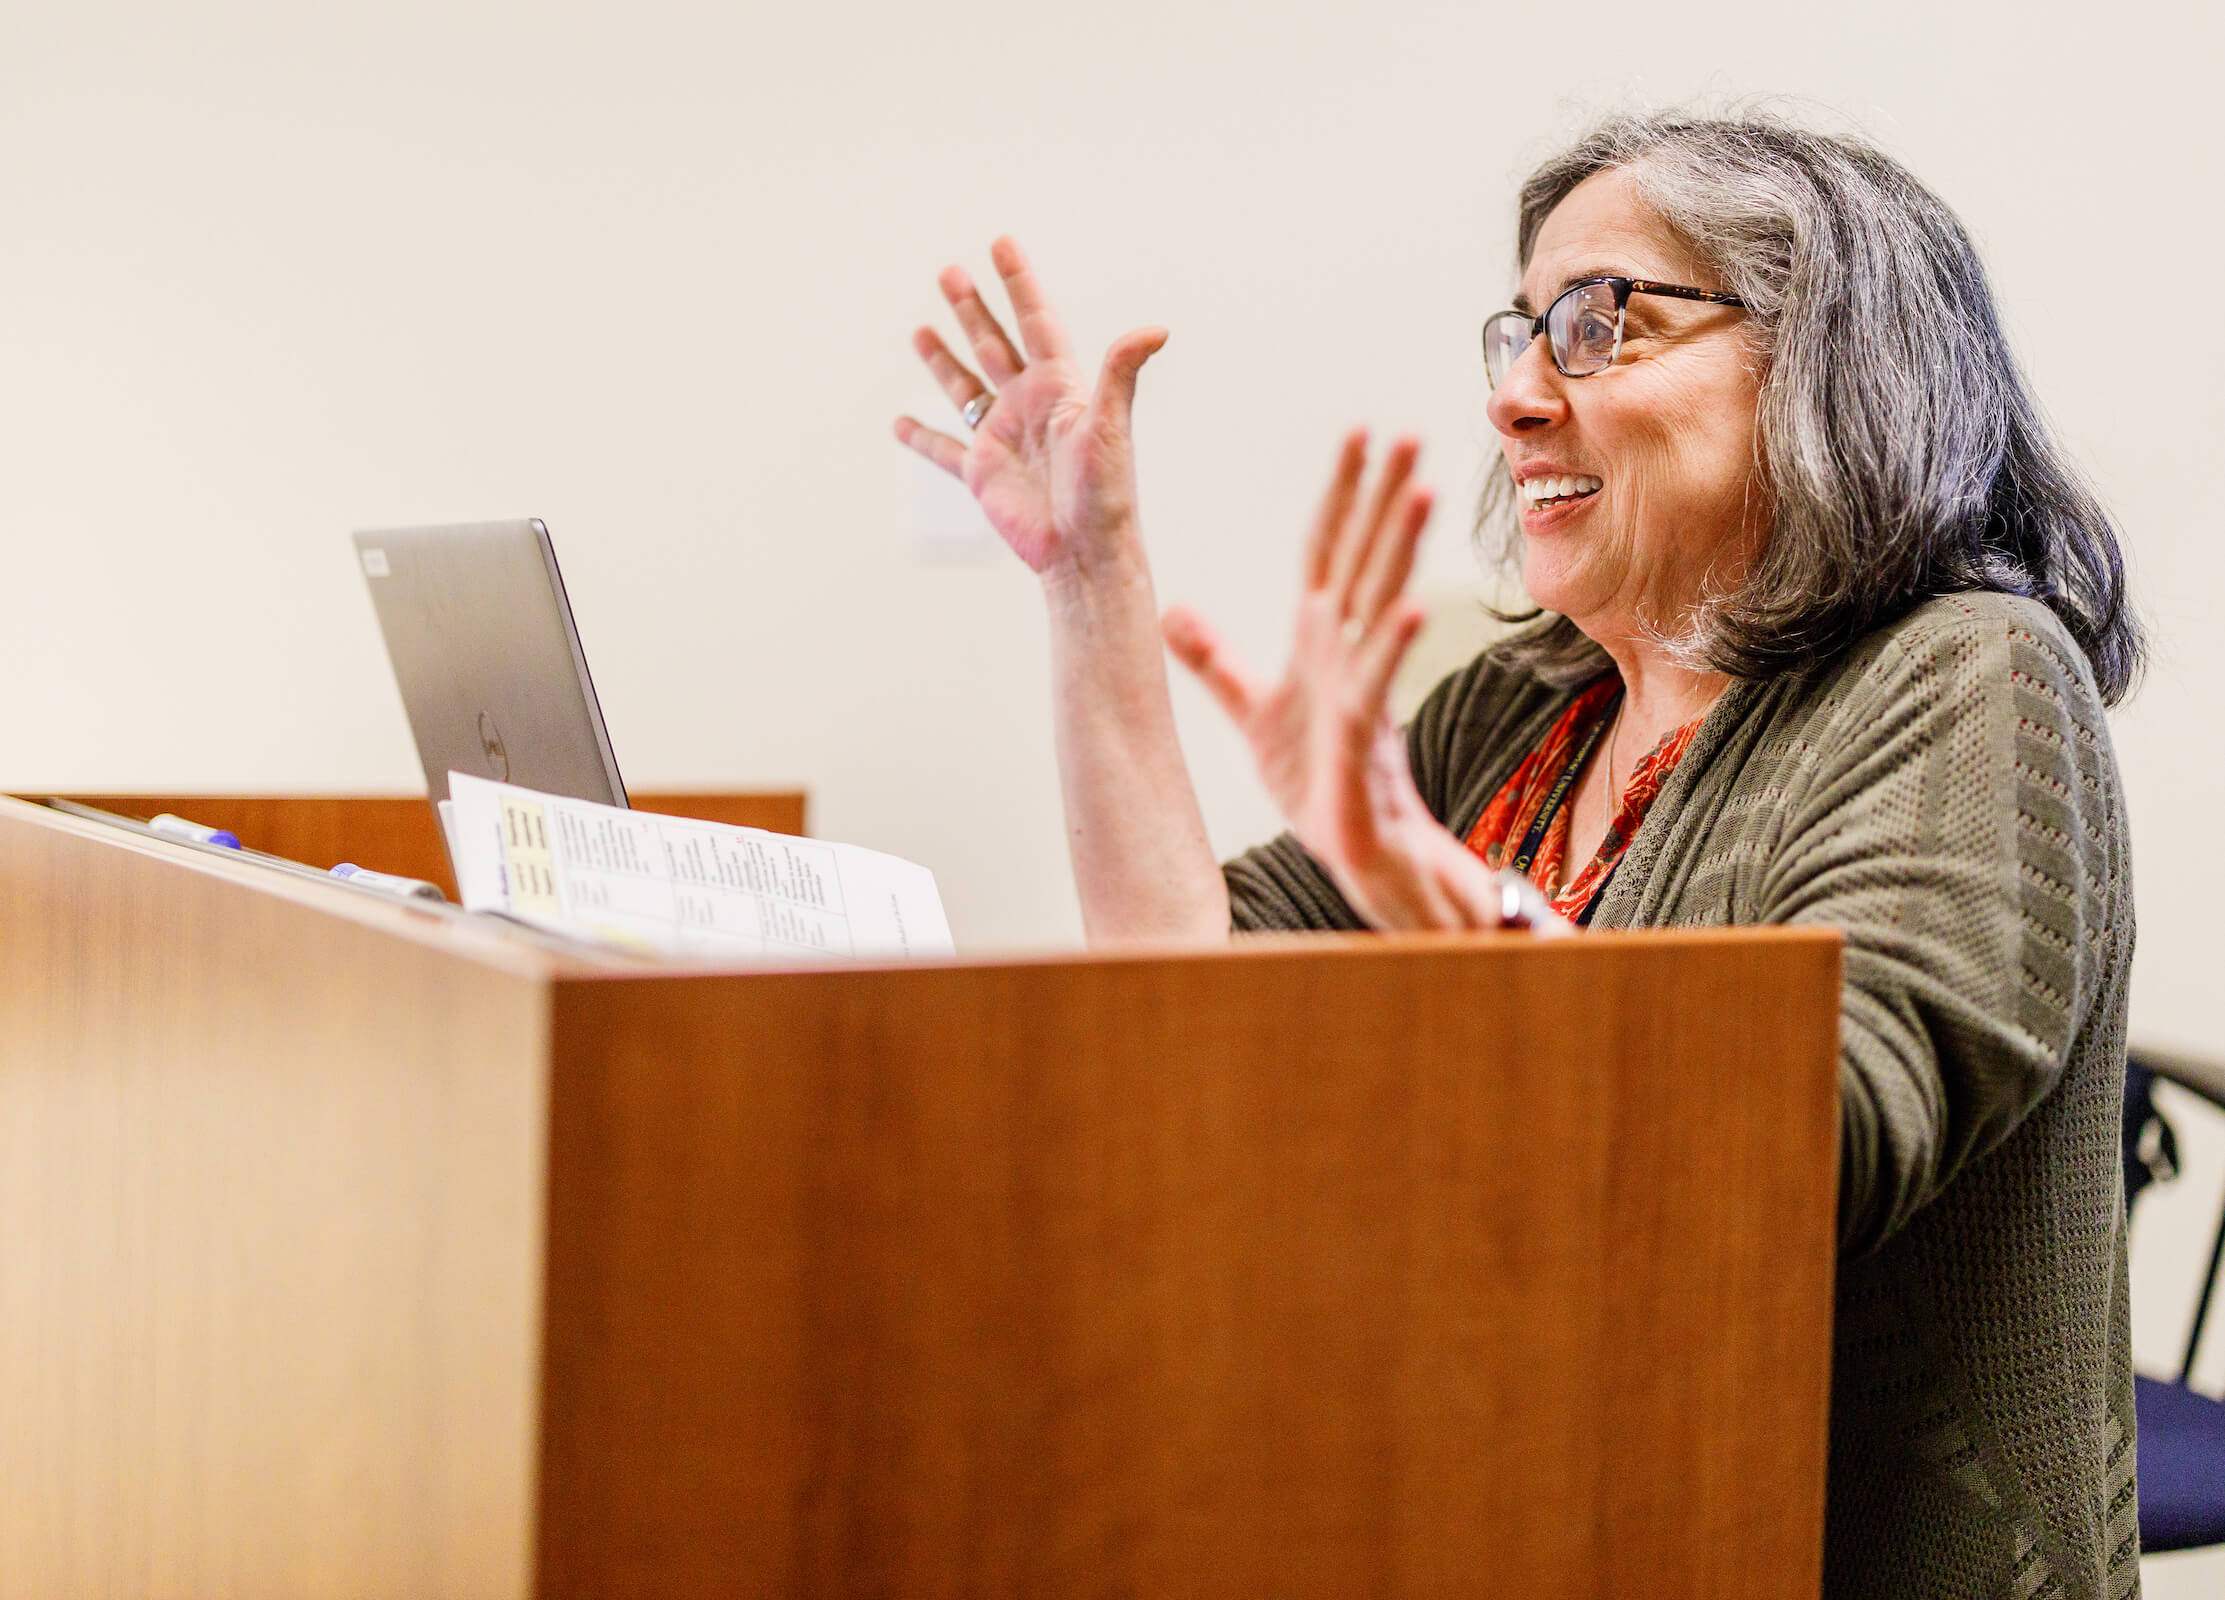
1576, 859, 1621, 927
1505, 688, 1625, 878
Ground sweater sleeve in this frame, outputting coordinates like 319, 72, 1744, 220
1222, 833, 1368, 933
1754, 601, 2128, 1257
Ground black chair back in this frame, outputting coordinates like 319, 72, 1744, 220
2125, 1050, 2225, 1384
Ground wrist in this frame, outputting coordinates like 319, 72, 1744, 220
1038, 518, 1151, 608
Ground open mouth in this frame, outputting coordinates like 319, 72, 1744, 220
1519, 474, 1602, 510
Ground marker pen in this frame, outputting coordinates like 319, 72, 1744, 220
148, 813, 241, 849
330, 863, 448, 903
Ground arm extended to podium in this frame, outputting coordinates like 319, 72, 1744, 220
0, 795, 1841, 1598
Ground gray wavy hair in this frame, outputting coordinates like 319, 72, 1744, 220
1482, 111, 2142, 704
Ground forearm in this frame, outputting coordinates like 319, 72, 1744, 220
1041, 538, 1228, 944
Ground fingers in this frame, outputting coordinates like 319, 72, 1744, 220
1325, 436, 1420, 615
1302, 430, 1370, 591
1095, 326, 1168, 435
938, 266, 1026, 386
1350, 599, 1428, 714
1349, 484, 1433, 628
912, 325, 994, 421
1162, 605, 1262, 725
893, 415, 967, 478
990, 236, 1074, 365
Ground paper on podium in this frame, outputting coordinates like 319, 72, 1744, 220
446, 772, 953, 962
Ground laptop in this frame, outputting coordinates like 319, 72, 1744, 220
353, 519, 628, 810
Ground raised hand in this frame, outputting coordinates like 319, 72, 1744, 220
893, 236, 1229, 943
895, 237, 1167, 580
1162, 432, 1539, 932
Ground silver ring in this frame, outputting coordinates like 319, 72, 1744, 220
961, 391, 995, 429
1492, 867, 1541, 931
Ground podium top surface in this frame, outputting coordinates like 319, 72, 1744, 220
0, 792, 1843, 985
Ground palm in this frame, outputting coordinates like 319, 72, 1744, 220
894, 237, 1165, 581
960, 360, 1134, 576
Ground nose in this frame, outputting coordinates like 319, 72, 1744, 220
1486, 334, 1570, 440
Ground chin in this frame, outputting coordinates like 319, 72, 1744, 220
1517, 557, 1589, 623
1520, 521, 1637, 628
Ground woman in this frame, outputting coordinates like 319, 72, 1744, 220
896, 113, 2140, 1599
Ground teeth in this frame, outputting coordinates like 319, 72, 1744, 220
1522, 474, 1602, 503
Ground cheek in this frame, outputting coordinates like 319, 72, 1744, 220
1599, 370, 1760, 515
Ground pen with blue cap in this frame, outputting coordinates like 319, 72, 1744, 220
329, 862, 448, 903
147, 813, 241, 849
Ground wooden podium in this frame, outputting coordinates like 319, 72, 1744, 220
0, 795, 1842, 1599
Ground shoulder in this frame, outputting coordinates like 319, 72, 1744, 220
1709, 591, 2128, 896
1742, 592, 2129, 907
1858, 590, 2097, 690
1802, 592, 2111, 734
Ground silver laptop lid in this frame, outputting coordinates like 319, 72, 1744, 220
353, 518, 628, 808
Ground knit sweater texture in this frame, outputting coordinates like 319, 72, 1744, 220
1224, 592, 2140, 1600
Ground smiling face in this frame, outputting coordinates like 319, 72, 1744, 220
1487, 167, 1767, 655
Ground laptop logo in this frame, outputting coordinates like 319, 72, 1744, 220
360, 547, 390, 577
478, 712, 510, 780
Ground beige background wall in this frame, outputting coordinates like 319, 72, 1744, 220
5, 0, 2222, 1585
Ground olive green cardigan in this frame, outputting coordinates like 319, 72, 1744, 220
1225, 592, 2139, 1600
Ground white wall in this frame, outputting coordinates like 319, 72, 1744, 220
6, 0, 2223, 1582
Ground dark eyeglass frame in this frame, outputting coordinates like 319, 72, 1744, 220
1482, 276, 1746, 386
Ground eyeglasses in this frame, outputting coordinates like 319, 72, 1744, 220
1482, 276, 1745, 387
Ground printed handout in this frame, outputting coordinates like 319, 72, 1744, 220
446, 772, 953, 962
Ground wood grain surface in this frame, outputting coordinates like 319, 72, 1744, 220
537, 930, 1843, 1599
0, 796, 553, 1598
41, 791, 808, 900
2, 796, 1843, 1599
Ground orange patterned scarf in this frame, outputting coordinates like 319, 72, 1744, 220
1463, 677, 1703, 924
